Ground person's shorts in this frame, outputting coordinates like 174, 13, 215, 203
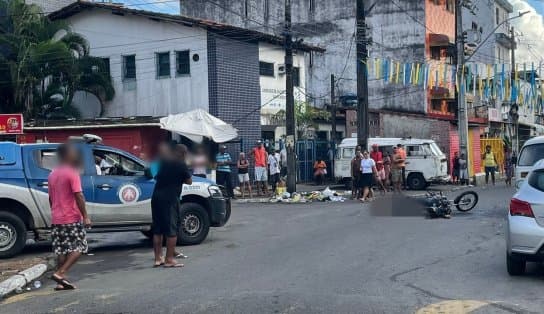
255, 166, 268, 181
238, 173, 250, 183
391, 169, 402, 183
51, 222, 88, 255
376, 169, 386, 181
485, 166, 496, 175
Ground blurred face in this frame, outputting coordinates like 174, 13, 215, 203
363, 151, 369, 158
393, 147, 398, 154
220, 146, 226, 153
158, 143, 172, 159
372, 146, 378, 152
65, 145, 80, 167
240, 152, 245, 159
486, 146, 491, 152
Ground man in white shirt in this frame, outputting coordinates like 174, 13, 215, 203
268, 150, 281, 194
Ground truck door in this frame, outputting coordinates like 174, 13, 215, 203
90, 148, 153, 225
22, 145, 94, 227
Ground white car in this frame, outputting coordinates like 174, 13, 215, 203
506, 159, 544, 275
515, 135, 544, 189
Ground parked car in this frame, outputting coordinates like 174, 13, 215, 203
515, 135, 544, 189
334, 137, 449, 190
0, 136, 231, 258
506, 159, 544, 275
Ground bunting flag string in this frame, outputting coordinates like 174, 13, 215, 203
359, 57, 543, 112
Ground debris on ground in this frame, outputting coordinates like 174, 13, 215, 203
0, 257, 46, 283
269, 187, 346, 203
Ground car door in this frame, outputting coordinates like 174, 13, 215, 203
90, 148, 154, 225
23, 145, 94, 227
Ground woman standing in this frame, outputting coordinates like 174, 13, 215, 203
151, 142, 192, 268
360, 151, 378, 202
237, 152, 252, 198
504, 149, 514, 187
313, 158, 327, 185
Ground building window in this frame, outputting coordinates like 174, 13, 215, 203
122, 55, 136, 80
471, 22, 478, 31
259, 61, 274, 77
264, 0, 269, 20
176, 50, 190, 75
244, 0, 248, 18
430, 47, 441, 60
293, 67, 300, 87
100, 57, 110, 77
446, 0, 454, 13
309, 51, 314, 68
309, 0, 315, 13
496, 8, 500, 26
156, 52, 170, 78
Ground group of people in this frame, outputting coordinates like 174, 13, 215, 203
350, 143, 408, 202
451, 145, 517, 186
212, 140, 287, 198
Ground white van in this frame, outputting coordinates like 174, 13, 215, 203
515, 136, 544, 189
334, 138, 449, 190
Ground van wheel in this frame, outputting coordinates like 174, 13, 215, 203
506, 253, 526, 276
0, 212, 27, 259
408, 173, 426, 190
178, 203, 210, 245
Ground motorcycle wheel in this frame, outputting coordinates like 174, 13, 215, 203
454, 191, 479, 212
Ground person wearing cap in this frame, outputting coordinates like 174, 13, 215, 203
250, 140, 269, 196
216, 145, 235, 198
370, 144, 386, 194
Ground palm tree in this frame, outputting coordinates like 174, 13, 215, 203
0, 0, 114, 118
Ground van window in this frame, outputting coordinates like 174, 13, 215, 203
518, 144, 544, 167
342, 148, 355, 159
407, 144, 432, 157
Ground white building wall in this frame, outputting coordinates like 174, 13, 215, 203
25, 0, 75, 12
66, 9, 209, 117
258, 42, 306, 117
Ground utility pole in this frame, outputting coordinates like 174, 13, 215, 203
456, 0, 469, 176
510, 26, 519, 153
330, 74, 336, 178
356, 0, 369, 150
284, 0, 296, 193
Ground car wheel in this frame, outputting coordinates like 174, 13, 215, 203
0, 212, 27, 259
506, 253, 526, 276
178, 203, 210, 245
408, 173, 426, 190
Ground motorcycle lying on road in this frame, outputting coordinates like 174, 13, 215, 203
423, 190, 479, 218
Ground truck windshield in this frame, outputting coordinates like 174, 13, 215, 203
518, 143, 544, 166
429, 142, 443, 157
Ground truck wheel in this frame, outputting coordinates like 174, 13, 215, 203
408, 173, 426, 190
178, 203, 210, 245
0, 212, 27, 258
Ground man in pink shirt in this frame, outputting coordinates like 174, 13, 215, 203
48, 143, 91, 290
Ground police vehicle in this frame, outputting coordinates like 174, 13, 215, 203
0, 135, 231, 258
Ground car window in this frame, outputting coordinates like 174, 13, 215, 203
35, 149, 58, 171
528, 170, 544, 192
518, 143, 544, 167
94, 150, 145, 176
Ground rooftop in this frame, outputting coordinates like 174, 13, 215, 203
49, 1, 325, 53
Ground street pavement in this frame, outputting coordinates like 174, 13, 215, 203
2, 184, 543, 313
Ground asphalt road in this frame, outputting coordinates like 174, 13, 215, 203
2, 184, 543, 314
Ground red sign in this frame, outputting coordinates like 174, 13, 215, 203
0, 114, 23, 134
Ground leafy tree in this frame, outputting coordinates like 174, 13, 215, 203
0, 0, 114, 118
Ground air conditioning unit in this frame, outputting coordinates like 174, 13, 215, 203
277, 64, 286, 75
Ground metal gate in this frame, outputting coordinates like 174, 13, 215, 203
296, 140, 331, 182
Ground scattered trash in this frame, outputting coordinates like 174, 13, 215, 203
33, 280, 42, 289
268, 187, 346, 203
14, 287, 23, 294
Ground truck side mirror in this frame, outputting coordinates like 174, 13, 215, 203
144, 168, 154, 179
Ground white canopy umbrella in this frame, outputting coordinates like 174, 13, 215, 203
159, 109, 238, 143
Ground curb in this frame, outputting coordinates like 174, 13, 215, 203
0, 256, 55, 299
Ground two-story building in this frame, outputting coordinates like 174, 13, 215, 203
22, 1, 321, 156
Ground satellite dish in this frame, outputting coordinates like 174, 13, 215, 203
71, 90, 102, 119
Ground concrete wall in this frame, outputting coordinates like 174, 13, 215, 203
180, 0, 427, 113
66, 8, 209, 117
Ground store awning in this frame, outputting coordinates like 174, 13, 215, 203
429, 33, 453, 47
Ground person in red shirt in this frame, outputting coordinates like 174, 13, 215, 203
48, 143, 91, 290
370, 144, 386, 193
250, 140, 269, 196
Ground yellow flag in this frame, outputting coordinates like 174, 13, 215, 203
395, 62, 400, 84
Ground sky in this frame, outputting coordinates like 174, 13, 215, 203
117, 0, 543, 63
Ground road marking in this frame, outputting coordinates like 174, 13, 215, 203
52, 300, 80, 313
1, 289, 55, 305
415, 300, 488, 314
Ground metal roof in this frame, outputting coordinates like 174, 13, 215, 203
49, 1, 325, 53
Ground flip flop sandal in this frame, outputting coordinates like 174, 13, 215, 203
51, 275, 76, 290
153, 262, 165, 268
175, 252, 188, 259
163, 263, 184, 268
